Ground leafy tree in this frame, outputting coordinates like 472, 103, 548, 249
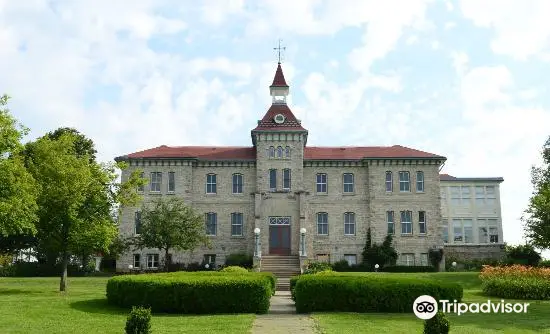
362, 229, 398, 270
134, 197, 210, 270
0, 94, 39, 237
505, 244, 541, 266
45, 127, 97, 162
523, 136, 550, 249
25, 132, 142, 291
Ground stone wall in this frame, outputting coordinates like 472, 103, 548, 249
444, 244, 506, 261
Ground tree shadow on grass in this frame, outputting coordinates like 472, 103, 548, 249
69, 298, 127, 315
0, 289, 33, 295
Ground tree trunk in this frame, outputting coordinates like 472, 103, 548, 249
59, 249, 69, 292
164, 248, 170, 272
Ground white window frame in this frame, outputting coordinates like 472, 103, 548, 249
316, 173, 327, 193
168, 171, 175, 193
451, 186, 471, 205
418, 211, 426, 234
269, 146, 275, 158
277, 146, 283, 158
150, 172, 161, 192
232, 173, 243, 194
206, 173, 217, 194
420, 253, 429, 266
269, 169, 277, 191
146, 254, 159, 269
344, 212, 356, 236
317, 212, 328, 235
133, 254, 141, 269
206, 212, 217, 236
399, 171, 410, 192
399, 253, 415, 266
204, 254, 216, 264
416, 171, 424, 192
385, 171, 393, 192
400, 210, 412, 234
283, 169, 291, 191
285, 146, 291, 158
477, 218, 499, 243
452, 218, 473, 243
442, 221, 449, 243
231, 212, 243, 237
387, 211, 394, 234
343, 173, 354, 193
344, 254, 357, 266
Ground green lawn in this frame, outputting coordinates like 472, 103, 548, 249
0, 277, 255, 334
312, 272, 550, 334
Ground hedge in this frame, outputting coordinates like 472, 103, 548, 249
294, 274, 463, 313
106, 272, 273, 314
481, 278, 550, 300
381, 266, 436, 273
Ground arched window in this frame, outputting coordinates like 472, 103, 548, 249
277, 146, 283, 158
285, 146, 291, 158
269, 146, 275, 158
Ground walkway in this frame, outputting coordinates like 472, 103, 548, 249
251, 291, 317, 334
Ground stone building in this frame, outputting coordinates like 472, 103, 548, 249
114, 63, 449, 272
440, 174, 506, 261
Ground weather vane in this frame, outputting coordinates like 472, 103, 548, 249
274, 39, 286, 63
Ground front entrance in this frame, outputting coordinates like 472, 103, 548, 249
268, 216, 291, 255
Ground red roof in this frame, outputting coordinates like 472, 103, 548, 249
252, 104, 307, 131
116, 145, 445, 161
439, 174, 504, 182
271, 63, 288, 87
439, 173, 456, 181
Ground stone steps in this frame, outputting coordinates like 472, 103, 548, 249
260, 256, 301, 291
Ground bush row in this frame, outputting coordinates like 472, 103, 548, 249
106, 271, 275, 314
481, 277, 550, 300
307, 260, 437, 273
0, 261, 98, 277
292, 273, 463, 313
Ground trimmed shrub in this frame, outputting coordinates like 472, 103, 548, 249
290, 275, 300, 301
225, 253, 253, 269
481, 277, 550, 300
424, 311, 450, 334
107, 272, 272, 314
332, 260, 350, 272
293, 274, 462, 313
220, 266, 249, 273
125, 306, 151, 334
303, 261, 332, 274
381, 266, 436, 273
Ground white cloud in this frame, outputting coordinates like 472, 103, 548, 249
460, 0, 550, 60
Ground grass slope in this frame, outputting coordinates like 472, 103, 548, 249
0, 277, 254, 334
312, 272, 550, 334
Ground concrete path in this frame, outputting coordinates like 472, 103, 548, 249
251, 291, 317, 334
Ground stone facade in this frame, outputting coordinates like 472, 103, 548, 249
114, 63, 449, 272
440, 174, 506, 261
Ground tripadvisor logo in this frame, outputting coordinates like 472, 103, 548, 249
413, 295, 530, 319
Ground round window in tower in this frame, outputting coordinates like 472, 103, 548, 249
274, 114, 285, 124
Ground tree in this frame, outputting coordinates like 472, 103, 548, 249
0, 94, 39, 237
362, 229, 398, 270
523, 136, 550, 249
505, 244, 541, 266
25, 132, 142, 291
134, 197, 210, 270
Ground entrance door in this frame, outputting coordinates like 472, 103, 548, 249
268, 216, 291, 255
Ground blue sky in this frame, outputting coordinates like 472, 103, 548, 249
1, 0, 550, 255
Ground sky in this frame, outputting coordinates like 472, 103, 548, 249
1, 0, 549, 256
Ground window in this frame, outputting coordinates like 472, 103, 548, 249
400, 211, 412, 234
416, 171, 424, 192
204, 254, 216, 265
283, 169, 291, 190
269, 146, 275, 158
269, 169, 277, 190
206, 213, 217, 236
277, 146, 283, 158
385, 171, 393, 192
285, 146, 291, 158
418, 211, 426, 234
440, 188, 447, 200
317, 212, 328, 235
232, 173, 243, 194
206, 174, 217, 194
399, 253, 415, 266
231, 213, 243, 236
452, 218, 473, 243
316, 173, 327, 193
420, 253, 429, 266
150, 172, 161, 192
387, 211, 394, 234
344, 254, 357, 266
442, 222, 449, 243
399, 171, 410, 192
133, 254, 141, 268
138, 172, 144, 192
344, 212, 356, 236
134, 211, 142, 235
343, 173, 354, 193
168, 172, 175, 192
146, 254, 159, 269
475, 186, 496, 206
316, 254, 330, 263
450, 186, 470, 205
478, 218, 499, 243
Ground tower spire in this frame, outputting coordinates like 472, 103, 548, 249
273, 39, 286, 63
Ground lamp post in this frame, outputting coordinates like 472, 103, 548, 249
374, 264, 379, 272
128, 264, 133, 274
300, 228, 307, 256
452, 261, 457, 271
254, 228, 261, 257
